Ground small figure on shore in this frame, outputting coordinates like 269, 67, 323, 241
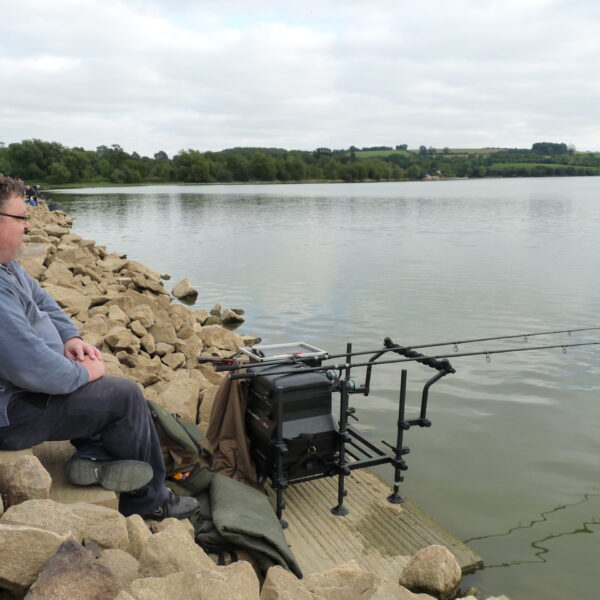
24, 184, 38, 206
0, 175, 198, 520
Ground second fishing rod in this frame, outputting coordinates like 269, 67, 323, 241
213, 326, 600, 374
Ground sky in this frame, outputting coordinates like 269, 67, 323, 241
1, 0, 600, 157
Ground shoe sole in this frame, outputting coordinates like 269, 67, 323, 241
65, 458, 153, 492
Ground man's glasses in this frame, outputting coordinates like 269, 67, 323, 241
0, 211, 29, 222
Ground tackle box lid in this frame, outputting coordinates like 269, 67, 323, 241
239, 342, 327, 363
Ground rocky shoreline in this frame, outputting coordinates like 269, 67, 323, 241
0, 202, 509, 600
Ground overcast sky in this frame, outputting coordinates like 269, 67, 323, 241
1, 0, 599, 156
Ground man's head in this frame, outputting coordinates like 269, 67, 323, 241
0, 176, 29, 264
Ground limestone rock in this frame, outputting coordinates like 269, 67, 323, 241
162, 351, 186, 370
261, 565, 316, 600
192, 308, 210, 324
155, 342, 174, 356
172, 278, 198, 302
399, 545, 462, 600
40, 259, 74, 286
97, 548, 140, 588
168, 303, 196, 332
70, 503, 129, 550
98, 256, 128, 272
1, 499, 85, 541
137, 519, 214, 577
1, 455, 52, 507
0, 522, 70, 591
18, 242, 53, 279
198, 325, 244, 352
149, 321, 178, 345
108, 304, 130, 325
222, 308, 245, 324
129, 319, 148, 337
126, 304, 156, 329
104, 326, 141, 353
41, 283, 91, 314
24, 540, 120, 600
125, 514, 152, 559
131, 561, 259, 600
304, 561, 419, 600
157, 377, 201, 423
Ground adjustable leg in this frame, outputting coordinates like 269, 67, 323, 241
388, 369, 408, 504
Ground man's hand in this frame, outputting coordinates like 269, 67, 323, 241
64, 337, 103, 361
80, 355, 106, 382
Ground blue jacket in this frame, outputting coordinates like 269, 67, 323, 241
0, 260, 89, 427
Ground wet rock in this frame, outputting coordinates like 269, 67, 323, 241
222, 308, 245, 324
399, 545, 461, 600
172, 278, 198, 302
24, 540, 120, 600
1, 455, 52, 508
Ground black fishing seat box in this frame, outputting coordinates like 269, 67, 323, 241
245, 363, 339, 483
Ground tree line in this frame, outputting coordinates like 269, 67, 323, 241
0, 139, 598, 185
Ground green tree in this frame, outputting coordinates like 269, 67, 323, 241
48, 162, 71, 184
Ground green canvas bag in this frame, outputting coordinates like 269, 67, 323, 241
147, 399, 215, 495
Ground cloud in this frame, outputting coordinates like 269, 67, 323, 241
1, 0, 599, 154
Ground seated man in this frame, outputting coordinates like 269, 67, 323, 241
0, 176, 198, 519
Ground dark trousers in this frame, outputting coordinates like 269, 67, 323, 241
0, 376, 167, 516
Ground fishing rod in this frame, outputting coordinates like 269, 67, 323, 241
213, 326, 600, 373
228, 340, 600, 380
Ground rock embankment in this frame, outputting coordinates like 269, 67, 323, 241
0, 202, 509, 599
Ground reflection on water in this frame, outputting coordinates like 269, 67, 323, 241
48, 178, 600, 600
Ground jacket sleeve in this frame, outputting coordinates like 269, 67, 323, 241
26, 274, 80, 343
0, 285, 89, 395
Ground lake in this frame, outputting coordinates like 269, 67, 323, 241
47, 178, 600, 600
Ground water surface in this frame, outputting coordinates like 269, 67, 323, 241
48, 179, 600, 600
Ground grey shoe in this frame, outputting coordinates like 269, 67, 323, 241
65, 457, 153, 492
143, 490, 200, 521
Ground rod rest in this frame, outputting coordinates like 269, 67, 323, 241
383, 337, 455, 373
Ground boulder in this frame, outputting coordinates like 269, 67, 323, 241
261, 565, 316, 600
0, 522, 70, 592
125, 514, 152, 559
304, 561, 419, 600
70, 503, 129, 550
1, 455, 52, 508
23, 540, 120, 600
222, 308, 245, 324
131, 562, 259, 600
104, 326, 141, 354
41, 259, 74, 286
129, 319, 148, 337
198, 325, 244, 353
192, 309, 210, 324
126, 304, 156, 329
18, 242, 53, 279
1, 499, 85, 541
108, 304, 130, 326
41, 283, 91, 314
162, 352, 186, 370
157, 377, 201, 423
97, 548, 140, 588
149, 321, 178, 345
172, 278, 198, 302
137, 520, 214, 577
399, 545, 462, 600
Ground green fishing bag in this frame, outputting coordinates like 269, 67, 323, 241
147, 399, 215, 495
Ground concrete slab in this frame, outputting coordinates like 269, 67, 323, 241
268, 468, 482, 580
